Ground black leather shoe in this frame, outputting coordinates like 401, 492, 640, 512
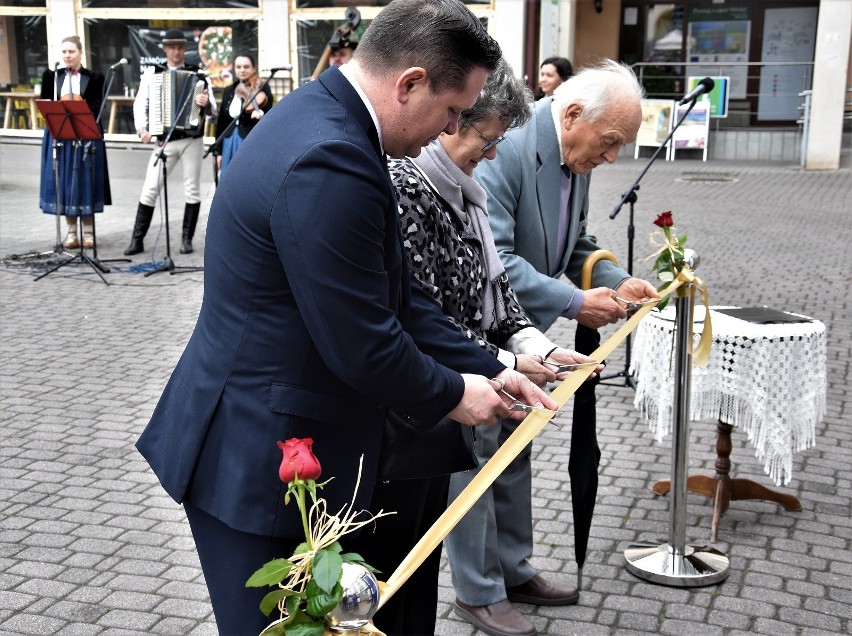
180, 238, 193, 254
453, 599, 536, 636
506, 574, 579, 606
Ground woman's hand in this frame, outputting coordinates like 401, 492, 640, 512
545, 347, 604, 380
515, 354, 556, 387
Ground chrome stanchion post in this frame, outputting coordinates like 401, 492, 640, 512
624, 251, 729, 587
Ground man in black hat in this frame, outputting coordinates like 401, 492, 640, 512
329, 35, 357, 67
126, 28, 217, 256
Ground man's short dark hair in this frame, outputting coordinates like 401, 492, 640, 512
356, 0, 501, 94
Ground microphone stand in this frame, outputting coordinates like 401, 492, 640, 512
203, 69, 278, 172
600, 97, 702, 389
91, 64, 131, 267
145, 74, 205, 277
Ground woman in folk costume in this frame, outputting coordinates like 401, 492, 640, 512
39, 35, 111, 249
213, 53, 273, 177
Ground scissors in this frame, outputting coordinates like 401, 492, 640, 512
498, 388, 557, 416
611, 292, 659, 313
542, 360, 600, 373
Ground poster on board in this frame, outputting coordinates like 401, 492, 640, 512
671, 99, 710, 161
687, 4, 750, 100
686, 76, 729, 118
757, 6, 817, 121
635, 99, 675, 160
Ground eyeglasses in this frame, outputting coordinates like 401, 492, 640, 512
465, 120, 505, 152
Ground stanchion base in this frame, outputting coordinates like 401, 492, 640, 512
624, 542, 729, 587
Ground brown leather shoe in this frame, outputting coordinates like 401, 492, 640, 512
506, 574, 579, 606
453, 598, 536, 636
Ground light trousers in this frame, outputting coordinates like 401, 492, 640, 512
138, 136, 203, 207
444, 417, 537, 606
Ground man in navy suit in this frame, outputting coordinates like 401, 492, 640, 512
136, 1, 556, 633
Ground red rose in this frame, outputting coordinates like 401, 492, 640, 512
653, 211, 674, 228
277, 438, 322, 483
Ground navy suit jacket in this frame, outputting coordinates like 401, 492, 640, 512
136, 67, 503, 538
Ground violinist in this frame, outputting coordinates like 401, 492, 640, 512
38, 34, 111, 249
213, 53, 273, 176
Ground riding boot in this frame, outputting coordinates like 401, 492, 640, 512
180, 202, 201, 254
124, 202, 155, 256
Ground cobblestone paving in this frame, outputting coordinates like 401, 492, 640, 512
1, 139, 850, 635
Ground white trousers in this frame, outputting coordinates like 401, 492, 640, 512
138, 136, 203, 207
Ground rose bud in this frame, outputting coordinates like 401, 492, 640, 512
277, 438, 322, 483
653, 211, 674, 227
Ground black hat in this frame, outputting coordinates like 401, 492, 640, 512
162, 29, 187, 46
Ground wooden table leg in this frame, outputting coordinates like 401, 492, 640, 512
651, 419, 802, 540
108, 100, 118, 134
4, 97, 12, 129
29, 97, 38, 129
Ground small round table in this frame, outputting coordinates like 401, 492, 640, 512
631, 306, 826, 540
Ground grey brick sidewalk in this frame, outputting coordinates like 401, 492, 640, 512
1, 138, 850, 635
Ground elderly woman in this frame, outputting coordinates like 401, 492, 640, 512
388, 59, 597, 636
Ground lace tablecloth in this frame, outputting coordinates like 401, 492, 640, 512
630, 306, 826, 486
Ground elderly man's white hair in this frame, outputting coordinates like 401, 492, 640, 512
552, 59, 644, 122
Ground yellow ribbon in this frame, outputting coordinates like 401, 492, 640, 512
674, 268, 712, 368
377, 271, 714, 607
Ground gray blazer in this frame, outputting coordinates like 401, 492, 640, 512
476, 98, 628, 330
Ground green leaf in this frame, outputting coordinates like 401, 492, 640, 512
658, 271, 674, 282
246, 559, 294, 587
327, 542, 343, 553
293, 542, 310, 556
312, 548, 343, 593
678, 233, 687, 245
341, 553, 381, 574
306, 580, 343, 617
286, 623, 326, 636
259, 588, 298, 616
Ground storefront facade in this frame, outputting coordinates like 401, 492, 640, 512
1, 1, 848, 167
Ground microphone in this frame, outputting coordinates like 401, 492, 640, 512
109, 58, 128, 71
678, 77, 714, 105
263, 66, 293, 73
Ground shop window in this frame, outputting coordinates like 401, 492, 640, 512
81, 1, 259, 8
1, 14, 47, 86
86, 19, 259, 93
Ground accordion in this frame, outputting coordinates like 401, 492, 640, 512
149, 69, 205, 136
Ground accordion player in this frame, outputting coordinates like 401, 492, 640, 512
148, 69, 207, 137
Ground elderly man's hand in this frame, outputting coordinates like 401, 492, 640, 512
576, 287, 626, 329
614, 278, 659, 303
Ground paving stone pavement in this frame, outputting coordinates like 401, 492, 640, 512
1, 138, 850, 636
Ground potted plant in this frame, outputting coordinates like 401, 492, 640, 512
30, 76, 42, 94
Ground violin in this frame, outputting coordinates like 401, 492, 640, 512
234, 75, 266, 114
229, 73, 270, 123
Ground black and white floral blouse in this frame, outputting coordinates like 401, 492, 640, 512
389, 157, 535, 359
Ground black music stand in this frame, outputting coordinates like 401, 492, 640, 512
145, 77, 204, 277
34, 99, 109, 285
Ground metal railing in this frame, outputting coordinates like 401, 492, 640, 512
629, 61, 815, 128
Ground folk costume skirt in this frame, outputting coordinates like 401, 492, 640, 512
39, 128, 111, 216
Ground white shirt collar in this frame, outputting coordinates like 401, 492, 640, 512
338, 63, 384, 155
